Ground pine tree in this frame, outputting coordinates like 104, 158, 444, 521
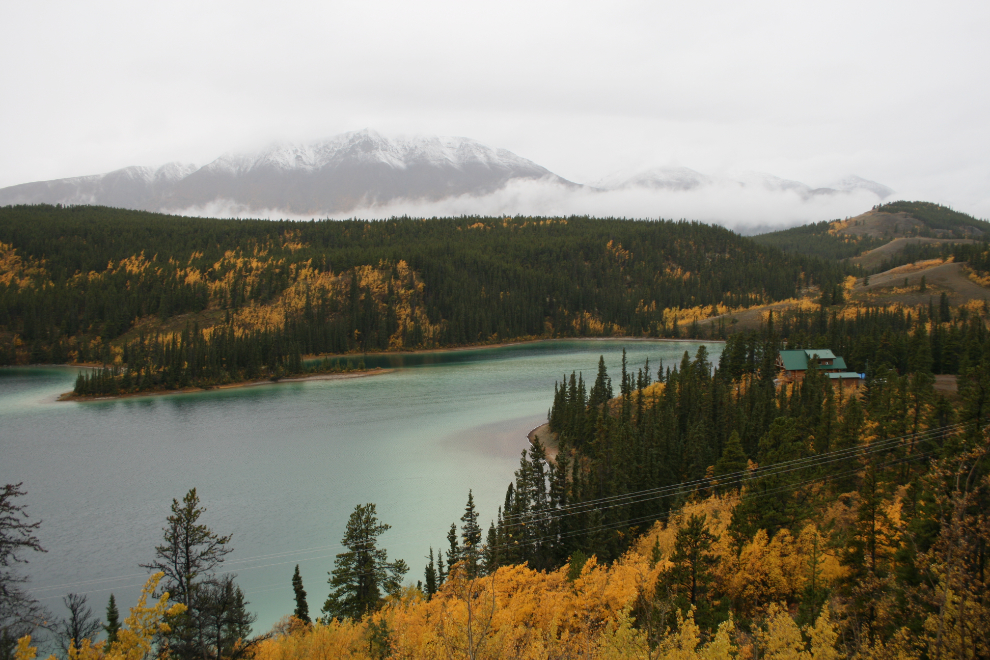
460, 490, 482, 577
423, 548, 437, 598
446, 522, 460, 570
291, 565, 310, 624
713, 431, 747, 492
588, 356, 613, 408
667, 514, 721, 629
140, 488, 232, 608
103, 594, 121, 645
322, 504, 408, 621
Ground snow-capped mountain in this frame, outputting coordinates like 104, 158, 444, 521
0, 130, 894, 217
0, 130, 570, 215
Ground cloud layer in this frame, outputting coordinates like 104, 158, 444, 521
2, 0, 988, 218
174, 178, 886, 233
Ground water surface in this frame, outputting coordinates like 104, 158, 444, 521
0, 339, 720, 632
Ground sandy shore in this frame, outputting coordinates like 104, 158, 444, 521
528, 422, 558, 462
58, 368, 394, 402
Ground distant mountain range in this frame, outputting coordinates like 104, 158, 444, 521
0, 129, 893, 216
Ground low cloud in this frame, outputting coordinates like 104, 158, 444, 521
173, 179, 886, 234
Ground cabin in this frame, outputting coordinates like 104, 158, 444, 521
776, 348, 864, 392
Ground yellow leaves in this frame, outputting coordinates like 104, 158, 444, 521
571, 311, 608, 335
966, 266, 990, 287
14, 637, 36, 660
13, 573, 181, 660
759, 604, 807, 660
662, 303, 734, 327
653, 610, 737, 660
756, 605, 839, 660
253, 617, 369, 660
843, 275, 858, 292
0, 242, 49, 289
632, 492, 738, 565
606, 240, 632, 266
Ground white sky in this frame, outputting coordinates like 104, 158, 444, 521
2, 0, 988, 219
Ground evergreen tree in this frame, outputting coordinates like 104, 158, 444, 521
291, 565, 310, 624
588, 356, 613, 408
666, 514, 721, 629
140, 488, 232, 608
446, 522, 460, 570
713, 431, 748, 492
459, 490, 482, 577
423, 548, 437, 598
322, 504, 408, 621
103, 594, 120, 645
140, 488, 235, 660
197, 575, 256, 660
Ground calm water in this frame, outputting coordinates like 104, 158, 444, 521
0, 339, 720, 633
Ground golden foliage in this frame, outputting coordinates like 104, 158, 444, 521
14, 573, 183, 660
0, 242, 48, 288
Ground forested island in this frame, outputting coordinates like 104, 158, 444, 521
2, 203, 990, 659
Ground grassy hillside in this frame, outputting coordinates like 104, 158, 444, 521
753, 201, 988, 264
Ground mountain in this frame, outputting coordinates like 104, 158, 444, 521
0, 129, 896, 217
0, 130, 570, 216
0, 163, 198, 211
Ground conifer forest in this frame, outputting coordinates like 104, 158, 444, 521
2, 204, 990, 659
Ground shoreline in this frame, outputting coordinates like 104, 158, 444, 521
57, 368, 394, 403
302, 335, 726, 362
528, 422, 558, 462
35, 335, 723, 403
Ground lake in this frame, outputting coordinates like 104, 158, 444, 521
0, 339, 721, 634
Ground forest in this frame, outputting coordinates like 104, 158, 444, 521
0, 205, 854, 396
3, 205, 990, 658
4, 292, 989, 659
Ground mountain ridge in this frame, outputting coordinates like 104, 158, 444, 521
0, 129, 893, 216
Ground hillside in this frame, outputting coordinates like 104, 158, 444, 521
0, 204, 854, 395
753, 201, 988, 264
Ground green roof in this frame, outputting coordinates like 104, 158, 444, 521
778, 349, 846, 371
828, 372, 863, 379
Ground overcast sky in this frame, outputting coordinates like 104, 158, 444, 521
2, 0, 988, 219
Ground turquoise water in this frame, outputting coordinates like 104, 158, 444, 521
0, 339, 720, 633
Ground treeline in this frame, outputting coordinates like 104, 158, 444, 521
876, 200, 990, 237
421, 306, 990, 654
752, 219, 886, 260
5, 312, 990, 658
873, 238, 990, 275
0, 204, 856, 395
770, 299, 989, 375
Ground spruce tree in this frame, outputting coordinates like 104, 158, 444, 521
445, 523, 459, 571
103, 594, 120, 645
588, 356, 613, 408
322, 504, 408, 621
713, 431, 748, 492
667, 514, 721, 629
460, 490, 482, 577
423, 548, 437, 598
291, 565, 310, 623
